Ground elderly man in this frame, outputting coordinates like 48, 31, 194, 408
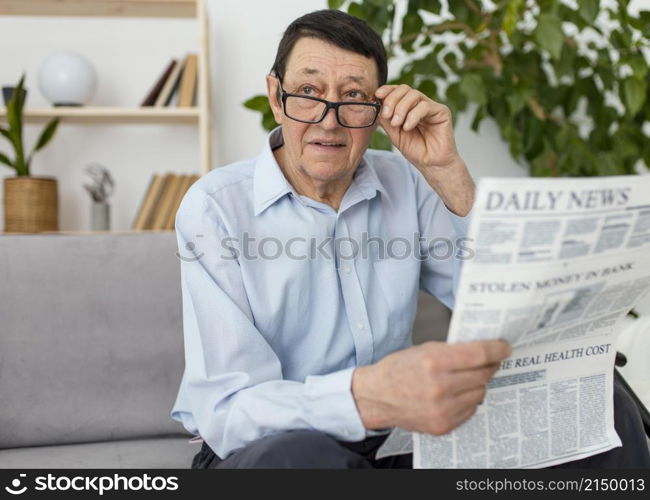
171, 10, 649, 469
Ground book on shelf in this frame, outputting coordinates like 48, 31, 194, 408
140, 59, 177, 107
154, 55, 186, 107
131, 174, 167, 230
150, 174, 183, 230
177, 53, 198, 107
131, 173, 200, 231
164, 174, 199, 229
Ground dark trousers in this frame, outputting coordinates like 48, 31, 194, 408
192, 379, 650, 469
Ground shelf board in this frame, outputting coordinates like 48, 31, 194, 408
0, 106, 200, 124
0, 0, 197, 18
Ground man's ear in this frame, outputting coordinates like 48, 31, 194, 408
266, 74, 284, 125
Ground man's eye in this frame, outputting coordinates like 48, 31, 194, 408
298, 86, 315, 95
346, 90, 366, 100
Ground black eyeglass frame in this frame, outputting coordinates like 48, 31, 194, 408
276, 79, 382, 129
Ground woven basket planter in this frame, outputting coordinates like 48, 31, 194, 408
3, 176, 59, 233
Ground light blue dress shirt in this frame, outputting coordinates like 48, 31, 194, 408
171, 128, 470, 459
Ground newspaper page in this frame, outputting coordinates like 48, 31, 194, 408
413, 174, 650, 468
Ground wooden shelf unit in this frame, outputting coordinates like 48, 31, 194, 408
0, 106, 200, 124
0, 0, 213, 174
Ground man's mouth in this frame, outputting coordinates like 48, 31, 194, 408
309, 140, 346, 148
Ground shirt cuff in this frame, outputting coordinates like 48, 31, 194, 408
304, 367, 367, 442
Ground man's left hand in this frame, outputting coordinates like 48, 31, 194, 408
375, 84, 462, 173
375, 84, 475, 216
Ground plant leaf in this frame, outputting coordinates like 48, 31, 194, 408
417, 79, 437, 99
578, 0, 599, 24
445, 82, 469, 120
556, 44, 577, 79
244, 95, 277, 131
0, 151, 14, 168
623, 77, 646, 116
11, 74, 26, 122
470, 105, 486, 132
506, 84, 533, 114
33, 118, 60, 152
369, 130, 392, 151
328, 0, 346, 8
402, 11, 423, 42
243, 95, 270, 112
534, 13, 564, 60
0, 127, 12, 144
365, 0, 391, 6
640, 11, 650, 37
262, 112, 278, 132
523, 116, 544, 161
6, 74, 27, 175
347, 1, 391, 33
503, 0, 525, 36
459, 73, 487, 106
627, 53, 648, 79
417, 0, 441, 14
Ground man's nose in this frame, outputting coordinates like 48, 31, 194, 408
319, 105, 340, 130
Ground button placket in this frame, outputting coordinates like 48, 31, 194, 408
335, 215, 374, 365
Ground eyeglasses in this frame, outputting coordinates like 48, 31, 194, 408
277, 81, 381, 129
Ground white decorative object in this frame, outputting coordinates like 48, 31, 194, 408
38, 51, 97, 106
83, 162, 114, 231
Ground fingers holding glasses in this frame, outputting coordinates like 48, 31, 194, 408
376, 84, 428, 130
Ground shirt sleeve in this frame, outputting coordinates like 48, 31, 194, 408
410, 165, 474, 310
170, 187, 367, 459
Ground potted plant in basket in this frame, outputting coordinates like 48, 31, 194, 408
0, 74, 60, 233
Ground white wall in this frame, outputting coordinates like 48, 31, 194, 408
15, 0, 640, 231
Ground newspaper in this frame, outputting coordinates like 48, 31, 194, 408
400, 175, 650, 468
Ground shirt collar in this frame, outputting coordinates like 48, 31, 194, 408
351, 154, 390, 201
253, 128, 295, 216
253, 127, 390, 216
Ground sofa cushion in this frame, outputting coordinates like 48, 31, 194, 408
0, 233, 189, 449
0, 436, 198, 468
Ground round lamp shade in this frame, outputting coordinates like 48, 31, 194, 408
38, 52, 97, 106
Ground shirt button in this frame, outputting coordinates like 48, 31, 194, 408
356, 320, 365, 330
342, 265, 351, 274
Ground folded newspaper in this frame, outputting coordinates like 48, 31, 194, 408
378, 174, 650, 468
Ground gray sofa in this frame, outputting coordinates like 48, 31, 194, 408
0, 232, 451, 468
0, 233, 197, 468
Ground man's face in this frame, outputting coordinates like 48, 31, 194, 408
267, 37, 380, 185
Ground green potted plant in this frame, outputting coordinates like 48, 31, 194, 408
245, 0, 649, 177
0, 74, 60, 233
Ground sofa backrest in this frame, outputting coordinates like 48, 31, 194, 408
0, 232, 189, 449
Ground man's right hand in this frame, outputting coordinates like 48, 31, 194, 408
351, 340, 511, 435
